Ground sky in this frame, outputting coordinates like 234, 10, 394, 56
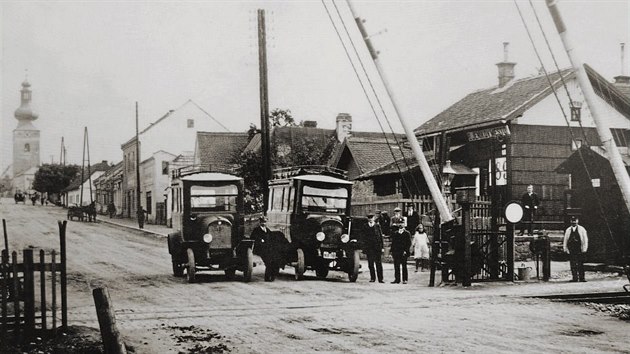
1, 0, 628, 172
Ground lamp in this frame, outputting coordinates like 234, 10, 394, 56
570, 100, 582, 122
442, 160, 457, 195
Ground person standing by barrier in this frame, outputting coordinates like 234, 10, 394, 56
519, 185, 540, 235
563, 216, 588, 282
411, 224, 430, 272
391, 207, 404, 231
379, 210, 391, 237
390, 223, 411, 284
362, 213, 384, 283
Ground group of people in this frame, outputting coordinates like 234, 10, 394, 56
361, 204, 430, 284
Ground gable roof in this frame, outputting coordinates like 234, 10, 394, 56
195, 132, 250, 166
63, 161, 111, 192
417, 65, 630, 137
330, 135, 413, 177
416, 69, 574, 136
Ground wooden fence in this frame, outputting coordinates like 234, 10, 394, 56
0, 220, 67, 346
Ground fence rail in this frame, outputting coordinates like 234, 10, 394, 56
0, 220, 67, 347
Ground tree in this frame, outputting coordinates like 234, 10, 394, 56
32, 164, 80, 195
270, 108, 297, 127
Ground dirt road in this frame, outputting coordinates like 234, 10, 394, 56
2, 199, 629, 353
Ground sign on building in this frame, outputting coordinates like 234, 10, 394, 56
490, 157, 507, 186
467, 125, 511, 142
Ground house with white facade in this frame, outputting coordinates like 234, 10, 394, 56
120, 99, 228, 221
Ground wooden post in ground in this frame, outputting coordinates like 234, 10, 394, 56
23, 249, 35, 340
1, 250, 8, 348
11, 251, 20, 341
58, 220, 68, 331
2, 219, 8, 253
40, 250, 47, 331
51, 251, 57, 338
93, 287, 127, 354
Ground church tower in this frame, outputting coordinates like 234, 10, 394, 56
13, 79, 40, 178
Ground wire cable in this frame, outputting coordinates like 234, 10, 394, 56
321, 0, 412, 195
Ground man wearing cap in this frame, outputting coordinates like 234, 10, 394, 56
563, 216, 588, 282
405, 203, 420, 234
519, 185, 540, 236
362, 213, 384, 283
391, 207, 404, 230
390, 223, 411, 284
379, 210, 391, 237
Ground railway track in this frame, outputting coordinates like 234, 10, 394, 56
533, 291, 630, 305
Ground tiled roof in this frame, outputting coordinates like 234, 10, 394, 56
416, 69, 574, 136
417, 65, 630, 136
333, 136, 415, 177
196, 132, 250, 166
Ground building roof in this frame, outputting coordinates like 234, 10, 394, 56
63, 161, 111, 192
329, 135, 412, 177
416, 65, 630, 137
196, 132, 251, 166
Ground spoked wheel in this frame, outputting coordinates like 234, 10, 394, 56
295, 248, 305, 280
172, 258, 184, 277
186, 248, 196, 283
348, 249, 360, 282
243, 248, 253, 283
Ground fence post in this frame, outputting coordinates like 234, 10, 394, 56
58, 220, 68, 331
93, 287, 127, 354
51, 251, 57, 338
40, 250, 47, 331
23, 249, 35, 340
11, 251, 20, 341
1, 250, 8, 348
2, 219, 8, 253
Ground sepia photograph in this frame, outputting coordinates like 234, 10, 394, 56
1, 0, 629, 353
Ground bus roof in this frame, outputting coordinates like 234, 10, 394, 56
181, 172, 242, 182
292, 174, 353, 185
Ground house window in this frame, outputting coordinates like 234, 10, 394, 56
24, 143, 30, 152
162, 161, 169, 175
187, 119, 194, 128
146, 191, 152, 214
570, 101, 582, 122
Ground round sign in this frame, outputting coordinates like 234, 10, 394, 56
504, 201, 524, 224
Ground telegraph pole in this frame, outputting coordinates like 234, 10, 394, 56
135, 102, 144, 229
258, 9, 271, 212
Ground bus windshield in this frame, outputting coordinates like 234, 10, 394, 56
301, 185, 348, 213
190, 185, 238, 211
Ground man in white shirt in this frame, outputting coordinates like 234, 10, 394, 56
563, 216, 588, 282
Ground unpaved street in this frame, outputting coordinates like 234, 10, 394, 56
2, 199, 629, 353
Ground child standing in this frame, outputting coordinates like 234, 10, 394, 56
411, 224, 430, 272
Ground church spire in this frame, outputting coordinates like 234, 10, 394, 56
14, 76, 39, 126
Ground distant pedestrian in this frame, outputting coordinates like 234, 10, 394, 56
563, 216, 588, 282
405, 203, 420, 234
252, 216, 287, 282
390, 223, 411, 284
411, 224, 430, 272
107, 202, 116, 218
362, 213, 384, 283
519, 184, 540, 235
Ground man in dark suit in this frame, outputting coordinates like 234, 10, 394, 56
362, 213, 384, 283
390, 223, 411, 284
252, 216, 287, 281
379, 210, 391, 237
405, 203, 420, 234
520, 184, 540, 235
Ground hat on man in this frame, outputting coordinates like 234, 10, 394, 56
407, 203, 414, 208
570, 216, 578, 222
367, 212, 375, 219
259, 215, 268, 222
398, 223, 406, 229
375, 210, 381, 214
393, 207, 401, 212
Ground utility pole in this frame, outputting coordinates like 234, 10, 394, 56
135, 102, 144, 229
258, 8, 271, 212
60, 137, 65, 166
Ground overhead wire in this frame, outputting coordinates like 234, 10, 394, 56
331, 0, 438, 194
515, 0, 618, 250
321, 0, 413, 196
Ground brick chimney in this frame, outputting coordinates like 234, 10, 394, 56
335, 113, 352, 142
614, 43, 630, 98
496, 42, 516, 88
